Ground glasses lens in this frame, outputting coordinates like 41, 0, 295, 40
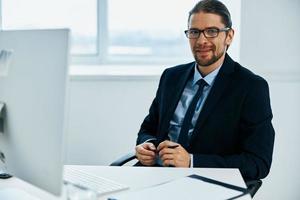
186, 29, 199, 39
204, 28, 219, 38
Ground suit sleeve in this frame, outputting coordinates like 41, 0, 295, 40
193, 78, 275, 181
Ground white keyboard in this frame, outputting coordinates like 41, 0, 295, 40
64, 167, 129, 196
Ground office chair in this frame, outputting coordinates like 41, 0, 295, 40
110, 153, 262, 197
110, 152, 136, 166
245, 179, 262, 198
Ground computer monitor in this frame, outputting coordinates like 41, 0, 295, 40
0, 29, 69, 196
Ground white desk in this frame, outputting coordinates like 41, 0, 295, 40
0, 165, 252, 200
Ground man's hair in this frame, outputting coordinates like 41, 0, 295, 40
188, 0, 232, 28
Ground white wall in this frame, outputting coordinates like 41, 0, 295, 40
240, 0, 300, 199
65, 76, 160, 165
65, 0, 300, 199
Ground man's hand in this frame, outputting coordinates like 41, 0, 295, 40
135, 142, 156, 166
157, 140, 190, 167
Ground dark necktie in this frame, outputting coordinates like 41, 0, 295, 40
177, 79, 207, 149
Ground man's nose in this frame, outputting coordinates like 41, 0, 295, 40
196, 32, 208, 44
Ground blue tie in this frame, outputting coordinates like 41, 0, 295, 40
177, 79, 207, 149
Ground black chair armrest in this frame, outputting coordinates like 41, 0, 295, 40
246, 179, 262, 198
110, 152, 137, 166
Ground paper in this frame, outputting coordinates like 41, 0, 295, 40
108, 174, 249, 200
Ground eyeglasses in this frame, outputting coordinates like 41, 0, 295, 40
184, 27, 230, 39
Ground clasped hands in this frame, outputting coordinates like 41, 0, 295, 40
135, 140, 190, 167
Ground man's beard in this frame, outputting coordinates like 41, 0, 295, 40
193, 46, 225, 67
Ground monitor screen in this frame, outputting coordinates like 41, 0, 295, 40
0, 29, 69, 196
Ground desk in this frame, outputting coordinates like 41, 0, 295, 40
0, 165, 251, 200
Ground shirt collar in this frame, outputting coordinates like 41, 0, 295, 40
192, 62, 222, 86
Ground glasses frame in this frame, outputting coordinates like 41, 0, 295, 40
184, 27, 231, 39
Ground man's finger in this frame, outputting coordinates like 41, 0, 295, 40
143, 143, 156, 151
157, 141, 179, 151
162, 159, 175, 167
157, 140, 174, 151
142, 160, 155, 166
160, 153, 173, 162
136, 145, 155, 156
158, 147, 175, 157
137, 154, 155, 161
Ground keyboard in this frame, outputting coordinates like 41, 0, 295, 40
64, 167, 129, 196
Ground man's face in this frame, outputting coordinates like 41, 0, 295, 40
188, 12, 234, 67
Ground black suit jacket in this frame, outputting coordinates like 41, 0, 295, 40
137, 54, 275, 181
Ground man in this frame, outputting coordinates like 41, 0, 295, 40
135, 0, 274, 181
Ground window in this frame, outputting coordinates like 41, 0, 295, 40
0, 0, 240, 66
107, 0, 195, 65
0, 0, 97, 55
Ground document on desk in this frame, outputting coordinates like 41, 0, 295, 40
108, 174, 250, 200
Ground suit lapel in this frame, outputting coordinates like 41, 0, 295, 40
158, 63, 194, 141
190, 54, 235, 142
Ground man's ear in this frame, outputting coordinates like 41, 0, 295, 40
226, 28, 235, 46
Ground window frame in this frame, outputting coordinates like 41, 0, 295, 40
0, 0, 241, 66
71, 0, 105, 65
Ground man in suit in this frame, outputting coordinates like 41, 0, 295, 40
135, 0, 274, 181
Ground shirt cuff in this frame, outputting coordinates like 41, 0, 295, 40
144, 138, 157, 144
